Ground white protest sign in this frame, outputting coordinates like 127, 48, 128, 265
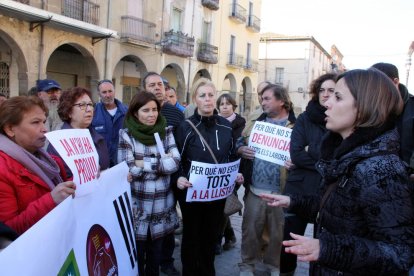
186, 159, 240, 202
0, 162, 138, 276
45, 129, 100, 196
248, 121, 291, 166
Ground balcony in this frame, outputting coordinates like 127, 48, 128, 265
201, 0, 219, 11
246, 15, 260, 32
162, 30, 194, 58
227, 53, 243, 68
228, 3, 246, 24
120, 16, 156, 46
62, 0, 99, 25
197, 43, 218, 64
244, 59, 258, 72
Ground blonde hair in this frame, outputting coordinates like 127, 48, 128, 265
190, 78, 216, 103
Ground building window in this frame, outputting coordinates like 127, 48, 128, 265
0, 62, 10, 97
172, 7, 182, 31
246, 43, 251, 66
202, 20, 211, 43
275, 67, 284, 85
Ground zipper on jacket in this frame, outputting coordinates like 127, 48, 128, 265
199, 137, 206, 151
215, 130, 220, 150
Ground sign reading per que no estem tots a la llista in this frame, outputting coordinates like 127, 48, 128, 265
186, 159, 240, 202
248, 121, 292, 166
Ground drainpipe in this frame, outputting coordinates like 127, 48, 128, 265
103, 0, 112, 79
186, 0, 196, 103
37, 0, 46, 81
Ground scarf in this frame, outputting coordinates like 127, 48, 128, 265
0, 134, 62, 190
219, 112, 236, 123
124, 115, 167, 146
306, 99, 327, 126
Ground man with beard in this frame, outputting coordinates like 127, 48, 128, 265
36, 79, 63, 131
91, 79, 127, 167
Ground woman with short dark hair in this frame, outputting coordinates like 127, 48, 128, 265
0, 96, 75, 234
47, 87, 109, 177
262, 69, 414, 275
118, 91, 180, 276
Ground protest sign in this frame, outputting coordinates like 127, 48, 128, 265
248, 121, 291, 166
45, 129, 100, 196
186, 159, 240, 202
0, 162, 138, 275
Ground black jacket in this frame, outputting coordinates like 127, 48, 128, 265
231, 113, 246, 145
285, 100, 327, 196
174, 109, 234, 200
290, 125, 414, 275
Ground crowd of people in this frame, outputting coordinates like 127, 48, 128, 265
0, 62, 414, 276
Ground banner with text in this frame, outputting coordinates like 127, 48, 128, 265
46, 129, 99, 196
186, 159, 240, 202
0, 162, 138, 275
248, 121, 291, 166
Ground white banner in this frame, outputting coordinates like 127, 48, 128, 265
45, 129, 100, 197
186, 159, 240, 202
0, 162, 138, 275
248, 121, 291, 166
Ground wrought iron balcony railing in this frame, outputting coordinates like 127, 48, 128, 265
162, 30, 195, 58
246, 15, 260, 32
244, 59, 258, 72
121, 16, 156, 45
197, 43, 218, 64
227, 53, 244, 68
201, 0, 219, 11
62, 0, 99, 25
228, 3, 246, 23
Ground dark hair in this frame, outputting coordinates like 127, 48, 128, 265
258, 81, 272, 96
261, 84, 292, 112
309, 73, 337, 101
216, 93, 237, 111
371, 62, 399, 80
142, 72, 161, 89
58, 87, 93, 123
0, 96, 48, 135
337, 68, 403, 128
126, 90, 161, 122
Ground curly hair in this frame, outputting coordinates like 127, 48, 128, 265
58, 87, 93, 123
309, 73, 337, 101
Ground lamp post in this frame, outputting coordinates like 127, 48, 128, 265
406, 57, 411, 87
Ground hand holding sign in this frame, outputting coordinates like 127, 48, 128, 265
51, 181, 76, 204
177, 177, 192, 190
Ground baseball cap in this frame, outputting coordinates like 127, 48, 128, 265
37, 79, 61, 92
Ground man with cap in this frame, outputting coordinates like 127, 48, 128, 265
91, 79, 128, 167
36, 79, 63, 131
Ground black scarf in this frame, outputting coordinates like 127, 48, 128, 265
306, 99, 327, 126
124, 115, 167, 146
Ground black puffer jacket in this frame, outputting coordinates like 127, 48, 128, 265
175, 109, 234, 200
285, 100, 326, 196
289, 125, 414, 275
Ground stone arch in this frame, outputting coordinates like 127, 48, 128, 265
46, 43, 99, 100
241, 77, 253, 115
0, 29, 28, 96
192, 69, 212, 84
112, 55, 148, 104
160, 63, 186, 103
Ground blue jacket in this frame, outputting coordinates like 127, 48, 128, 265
91, 99, 127, 167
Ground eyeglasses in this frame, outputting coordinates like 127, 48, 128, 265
97, 79, 113, 86
73, 102, 94, 110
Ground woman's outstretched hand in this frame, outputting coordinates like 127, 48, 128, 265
260, 193, 291, 208
283, 233, 320, 262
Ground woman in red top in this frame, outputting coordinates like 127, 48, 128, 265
0, 96, 75, 234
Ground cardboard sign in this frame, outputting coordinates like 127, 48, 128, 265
248, 121, 291, 166
46, 129, 100, 196
186, 159, 240, 202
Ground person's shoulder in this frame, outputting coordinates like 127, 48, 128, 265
115, 99, 128, 112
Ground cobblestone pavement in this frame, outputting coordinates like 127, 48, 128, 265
165, 187, 312, 276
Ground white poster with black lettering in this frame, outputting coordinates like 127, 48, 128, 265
186, 159, 240, 202
248, 121, 291, 166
